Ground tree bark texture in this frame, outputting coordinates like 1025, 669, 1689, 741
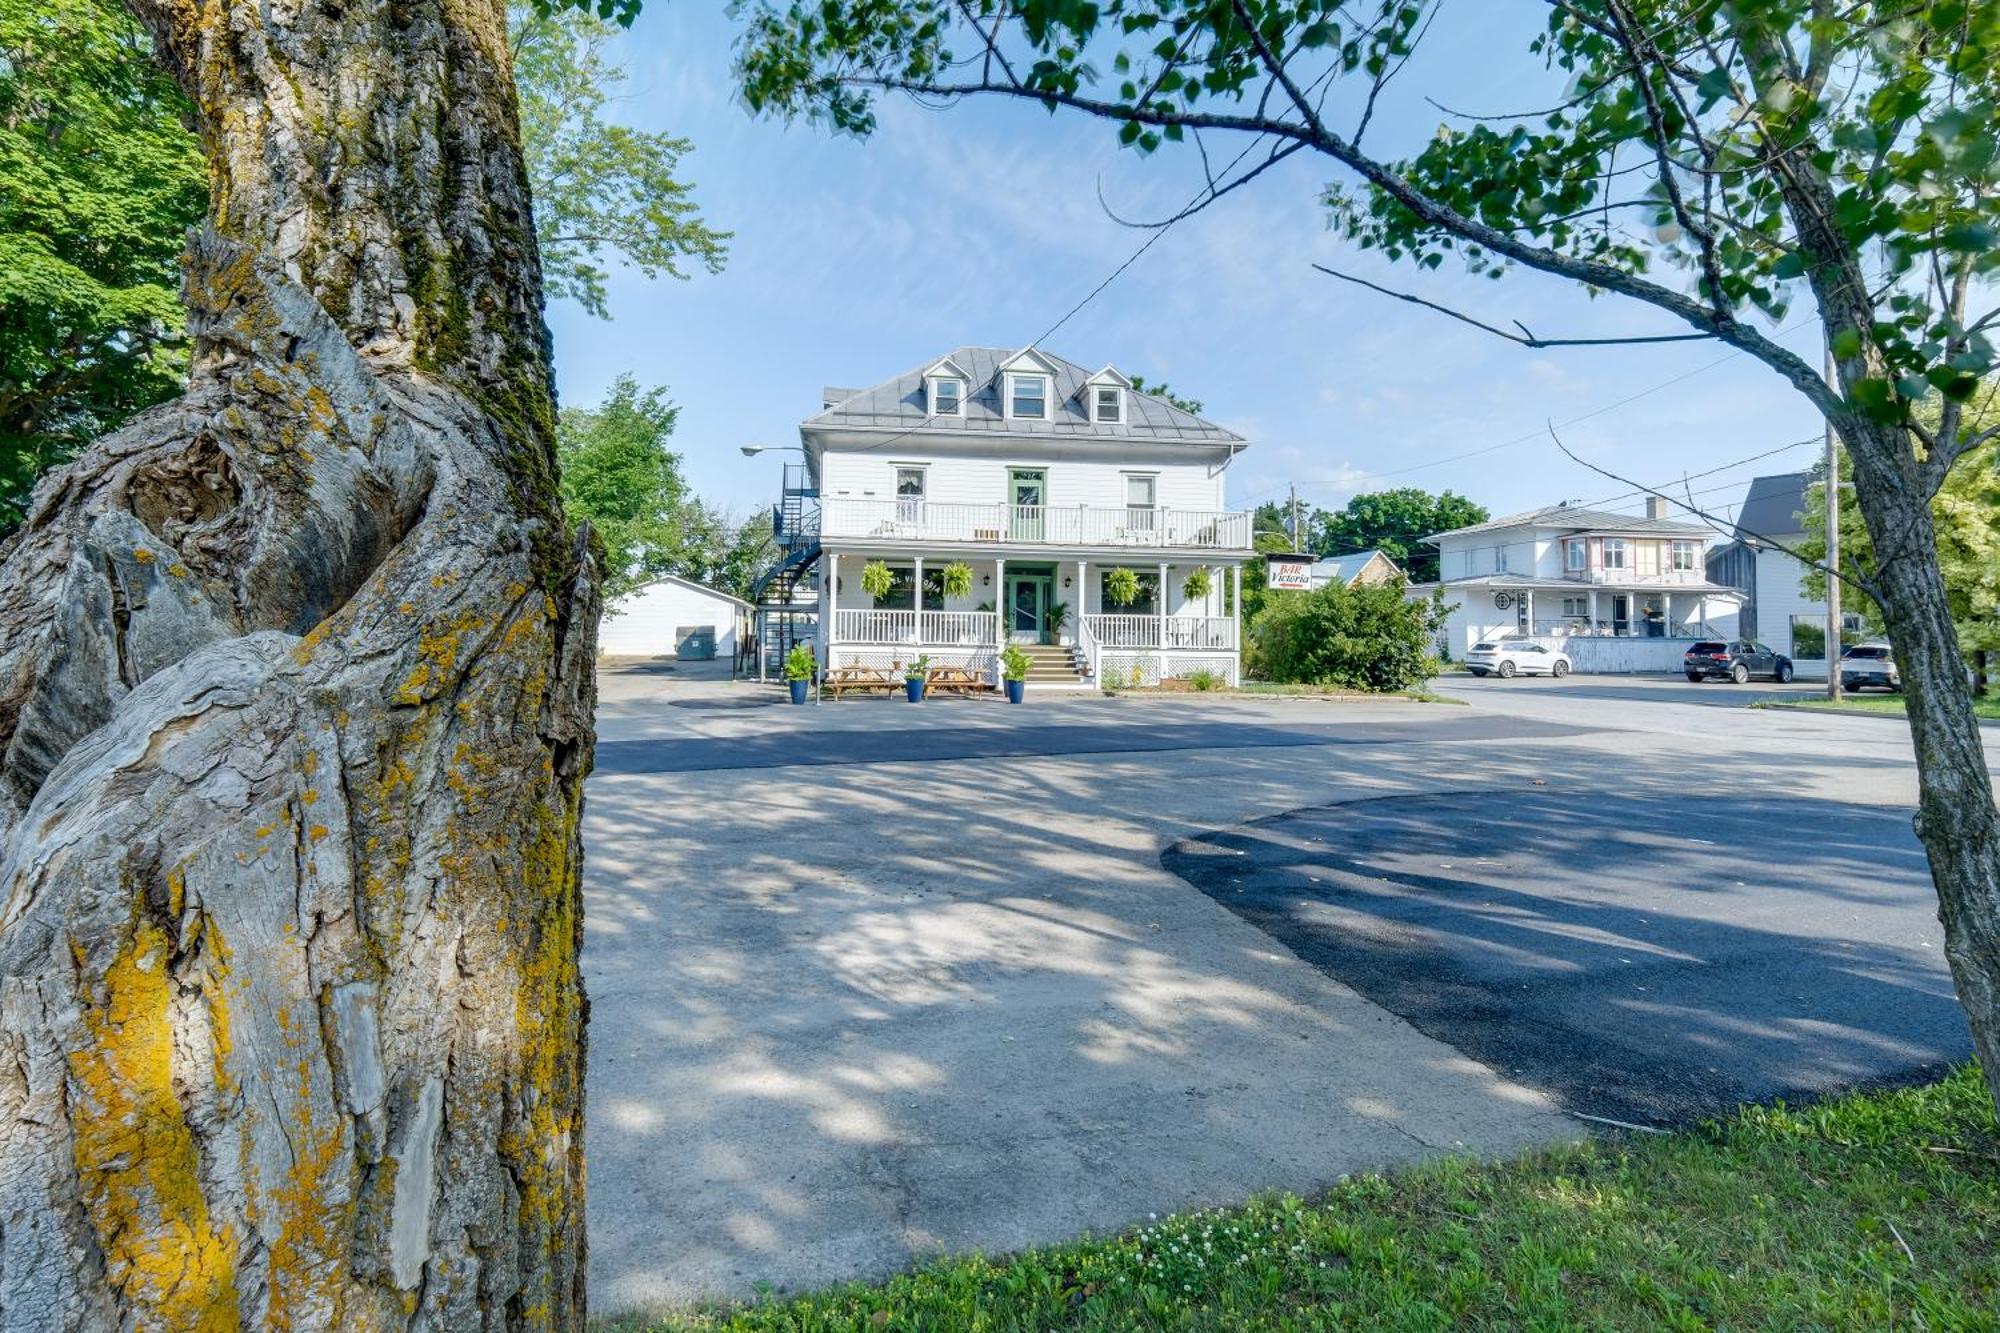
0, 2, 598, 1329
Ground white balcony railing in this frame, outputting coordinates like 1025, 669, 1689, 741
1561, 567, 1710, 585
1082, 615, 1237, 650
836, 609, 998, 645
821, 498, 1251, 551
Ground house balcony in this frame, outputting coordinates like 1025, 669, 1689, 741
1560, 567, 1710, 585
820, 497, 1251, 552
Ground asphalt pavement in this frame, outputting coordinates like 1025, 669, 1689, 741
1164, 789, 1969, 1125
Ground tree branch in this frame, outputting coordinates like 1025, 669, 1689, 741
1312, 265, 1714, 348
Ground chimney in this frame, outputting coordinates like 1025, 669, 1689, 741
1646, 496, 1670, 521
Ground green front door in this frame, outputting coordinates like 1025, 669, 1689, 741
1009, 468, 1047, 542
1007, 573, 1053, 644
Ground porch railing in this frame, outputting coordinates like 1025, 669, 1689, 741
1521, 617, 1715, 639
821, 498, 1251, 551
1082, 614, 1237, 650
835, 609, 998, 645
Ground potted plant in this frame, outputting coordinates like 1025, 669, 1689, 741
903, 654, 931, 702
1047, 600, 1069, 639
1104, 566, 1140, 608
940, 561, 974, 600
999, 643, 1031, 703
783, 644, 815, 704
860, 560, 894, 603
1182, 566, 1212, 602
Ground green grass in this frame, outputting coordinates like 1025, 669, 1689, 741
605, 1067, 2000, 1332
1756, 693, 2000, 722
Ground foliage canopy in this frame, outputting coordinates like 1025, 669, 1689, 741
1251, 578, 1445, 692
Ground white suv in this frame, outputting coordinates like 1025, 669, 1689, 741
1466, 640, 1572, 679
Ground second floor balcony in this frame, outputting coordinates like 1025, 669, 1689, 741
820, 497, 1251, 552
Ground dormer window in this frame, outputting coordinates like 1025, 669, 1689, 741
1009, 374, 1048, 420
1094, 386, 1122, 423
930, 377, 962, 416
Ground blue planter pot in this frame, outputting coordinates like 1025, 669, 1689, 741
905, 678, 926, 702
789, 679, 809, 705
1005, 679, 1025, 704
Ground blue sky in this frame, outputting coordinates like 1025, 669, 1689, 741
544, 3, 1830, 531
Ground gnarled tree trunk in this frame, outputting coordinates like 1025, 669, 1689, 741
0, 1, 598, 1328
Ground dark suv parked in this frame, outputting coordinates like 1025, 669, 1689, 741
1684, 640, 1795, 684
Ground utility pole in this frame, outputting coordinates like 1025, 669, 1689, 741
1290, 484, 1303, 553
1825, 340, 1842, 701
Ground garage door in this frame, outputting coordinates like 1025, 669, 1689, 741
675, 625, 716, 660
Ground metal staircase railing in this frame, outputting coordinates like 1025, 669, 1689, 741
750, 461, 822, 677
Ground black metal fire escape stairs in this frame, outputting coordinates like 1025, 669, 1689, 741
749, 461, 821, 674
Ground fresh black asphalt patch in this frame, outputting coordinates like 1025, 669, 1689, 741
594, 714, 1600, 775
1163, 791, 1972, 1126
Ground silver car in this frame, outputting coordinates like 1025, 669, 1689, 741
1840, 643, 1900, 692
1466, 640, 1572, 679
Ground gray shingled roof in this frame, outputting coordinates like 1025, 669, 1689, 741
1425, 503, 1712, 542
1314, 548, 1395, 584
1734, 471, 1812, 539
804, 346, 1246, 445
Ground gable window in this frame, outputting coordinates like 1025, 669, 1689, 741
1672, 539, 1698, 571
1602, 538, 1628, 570
1095, 386, 1122, 423
1565, 539, 1586, 571
1010, 374, 1048, 420
931, 378, 962, 416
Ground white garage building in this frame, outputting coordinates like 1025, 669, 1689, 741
598, 574, 750, 661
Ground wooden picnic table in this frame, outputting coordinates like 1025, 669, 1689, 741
822, 665, 897, 699
925, 665, 990, 696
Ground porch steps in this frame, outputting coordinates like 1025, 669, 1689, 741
1019, 643, 1092, 685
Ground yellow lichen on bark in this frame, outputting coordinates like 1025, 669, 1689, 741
68, 915, 243, 1331
263, 1005, 354, 1331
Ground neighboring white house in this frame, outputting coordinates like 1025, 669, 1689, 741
598, 574, 750, 661
1703, 471, 1861, 679
1410, 498, 1746, 672
753, 345, 1255, 687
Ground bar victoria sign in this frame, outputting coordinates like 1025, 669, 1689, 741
1267, 554, 1314, 591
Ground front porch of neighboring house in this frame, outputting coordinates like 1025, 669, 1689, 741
1434, 576, 1747, 673
819, 552, 1244, 688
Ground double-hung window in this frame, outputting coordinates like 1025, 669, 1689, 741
1010, 374, 1048, 419
1125, 474, 1156, 530
1672, 539, 1698, 572
1096, 387, 1122, 422
1565, 539, 1586, 572
1602, 538, 1628, 571
932, 378, 961, 416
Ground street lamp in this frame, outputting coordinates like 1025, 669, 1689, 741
740, 444, 804, 456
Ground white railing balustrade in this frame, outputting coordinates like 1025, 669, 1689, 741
1081, 615, 1236, 650
820, 498, 1251, 551
836, 609, 1002, 645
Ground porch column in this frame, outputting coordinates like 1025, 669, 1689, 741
1231, 563, 1242, 659
994, 556, 1006, 647
826, 551, 839, 669
1075, 558, 1087, 644
1589, 588, 1599, 635
1157, 561, 1168, 650
1524, 589, 1534, 637
1662, 591, 1672, 638
913, 554, 925, 645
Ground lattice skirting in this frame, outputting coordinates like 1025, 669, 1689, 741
1096, 651, 1240, 688
832, 646, 998, 679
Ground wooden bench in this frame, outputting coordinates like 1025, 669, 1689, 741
822, 665, 897, 699
925, 665, 990, 697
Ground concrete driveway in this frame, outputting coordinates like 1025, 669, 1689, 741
581, 669, 1990, 1313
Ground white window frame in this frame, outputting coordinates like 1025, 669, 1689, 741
929, 377, 962, 416
1671, 539, 1698, 571
894, 465, 927, 524
1603, 537, 1628, 570
1093, 386, 1123, 423
1565, 538, 1586, 571
1007, 373, 1048, 420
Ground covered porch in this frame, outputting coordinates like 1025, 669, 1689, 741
821, 550, 1244, 684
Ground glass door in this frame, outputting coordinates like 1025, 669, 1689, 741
1009, 468, 1046, 542
1008, 575, 1050, 643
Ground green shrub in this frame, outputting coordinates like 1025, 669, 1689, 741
1186, 667, 1224, 691
999, 643, 1031, 682
783, 645, 815, 680
1251, 582, 1446, 692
